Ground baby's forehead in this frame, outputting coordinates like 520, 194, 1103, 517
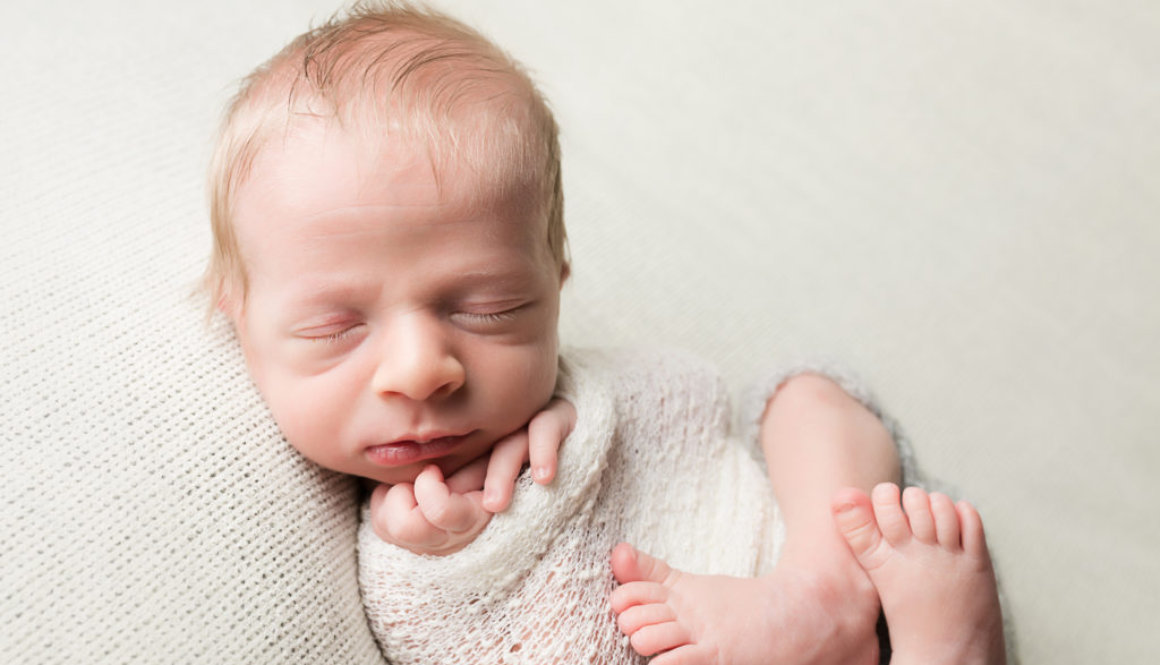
232, 124, 554, 285
240, 116, 543, 232
249, 61, 538, 188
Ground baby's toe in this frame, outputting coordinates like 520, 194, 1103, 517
612, 543, 676, 586
616, 602, 675, 634
650, 642, 718, 665
871, 482, 912, 546
902, 486, 937, 544
628, 620, 690, 657
956, 500, 989, 558
833, 488, 889, 570
929, 492, 962, 550
610, 581, 669, 614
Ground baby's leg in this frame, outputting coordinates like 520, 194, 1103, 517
610, 375, 898, 665
832, 483, 1006, 665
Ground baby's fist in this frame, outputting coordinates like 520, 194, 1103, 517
369, 460, 491, 556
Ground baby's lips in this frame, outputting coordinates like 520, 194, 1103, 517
364, 432, 475, 467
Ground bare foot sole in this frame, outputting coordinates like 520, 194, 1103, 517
608, 541, 881, 665
832, 483, 1007, 665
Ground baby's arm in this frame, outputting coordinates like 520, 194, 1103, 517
368, 398, 576, 556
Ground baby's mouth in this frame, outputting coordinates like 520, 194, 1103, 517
364, 432, 475, 467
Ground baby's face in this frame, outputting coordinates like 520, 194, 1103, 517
228, 120, 563, 485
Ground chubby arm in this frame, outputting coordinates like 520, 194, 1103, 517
368, 398, 577, 555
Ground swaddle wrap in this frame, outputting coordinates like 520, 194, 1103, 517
359, 348, 783, 664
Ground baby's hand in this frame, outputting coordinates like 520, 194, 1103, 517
480, 397, 576, 512
369, 398, 576, 555
369, 460, 491, 556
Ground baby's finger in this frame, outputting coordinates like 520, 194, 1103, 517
369, 482, 391, 516
482, 429, 530, 512
368, 483, 396, 543
377, 483, 441, 546
528, 398, 577, 485
414, 465, 486, 533
445, 455, 489, 495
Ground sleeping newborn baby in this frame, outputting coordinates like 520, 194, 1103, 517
204, 3, 1008, 664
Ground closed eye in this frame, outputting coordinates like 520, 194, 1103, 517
450, 304, 529, 331
296, 323, 365, 344
457, 310, 518, 324
315, 327, 358, 343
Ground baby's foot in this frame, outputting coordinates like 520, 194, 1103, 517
832, 483, 1006, 665
609, 542, 881, 665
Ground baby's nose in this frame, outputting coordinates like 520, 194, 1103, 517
370, 315, 465, 401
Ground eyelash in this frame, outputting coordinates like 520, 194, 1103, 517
457, 310, 519, 324
301, 325, 361, 344
318, 328, 354, 342
299, 305, 526, 343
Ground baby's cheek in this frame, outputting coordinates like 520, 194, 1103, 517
500, 345, 559, 424
263, 379, 349, 470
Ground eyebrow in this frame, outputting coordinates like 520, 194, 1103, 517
449, 267, 541, 286
285, 280, 368, 306
283, 265, 543, 307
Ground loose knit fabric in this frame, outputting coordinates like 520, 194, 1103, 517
359, 348, 917, 664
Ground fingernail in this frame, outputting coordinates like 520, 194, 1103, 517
533, 467, 549, 482
483, 489, 497, 506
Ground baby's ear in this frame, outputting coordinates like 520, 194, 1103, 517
216, 295, 235, 318
214, 279, 243, 321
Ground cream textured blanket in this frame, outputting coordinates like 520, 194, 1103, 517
358, 348, 916, 664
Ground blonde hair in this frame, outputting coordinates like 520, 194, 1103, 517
204, 1, 565, 311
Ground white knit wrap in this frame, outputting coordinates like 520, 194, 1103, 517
359, 348, 815, 664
